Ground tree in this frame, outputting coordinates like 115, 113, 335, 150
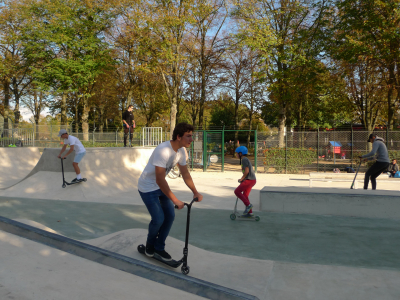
233, 0, 330, 146
184, 0, 228, 128
21, 0, 115, 139
333, 0, 400, 129
0, 0, 33, 129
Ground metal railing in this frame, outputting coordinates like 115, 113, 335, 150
0, 128, 35, 147
142, 127, 163, 147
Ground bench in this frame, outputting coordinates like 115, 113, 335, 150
308, 172, 397, 188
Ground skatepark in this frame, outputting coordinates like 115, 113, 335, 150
1, 147, 400, 300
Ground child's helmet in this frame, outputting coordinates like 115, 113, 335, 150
235, 146, 248, 155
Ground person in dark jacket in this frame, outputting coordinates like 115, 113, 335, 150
122, 105, 136, 147
360, 134, 390, 190
388, 159, 399, 177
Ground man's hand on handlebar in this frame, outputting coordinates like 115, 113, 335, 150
193, 192, 203, 202
174, 200, 185, 210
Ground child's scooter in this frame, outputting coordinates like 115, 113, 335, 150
230, 197, 260, 221
60, 158, 87, 188
138, 198, 198, 275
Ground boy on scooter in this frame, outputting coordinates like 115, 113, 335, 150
57, 129, 86, 183
234, 146, 256, 216
137, 122, 203, 262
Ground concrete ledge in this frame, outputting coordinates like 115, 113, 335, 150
0, 216, 259, 300
260, 187, 400, 219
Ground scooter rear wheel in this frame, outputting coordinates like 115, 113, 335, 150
230, 214, 236, 220
255, 216, 260, 222
181, 266, 190, 275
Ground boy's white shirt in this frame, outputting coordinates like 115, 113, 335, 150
138, 140, 187, 193
64, 135, 85, 154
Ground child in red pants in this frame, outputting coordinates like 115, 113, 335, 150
234, 146, 256, 215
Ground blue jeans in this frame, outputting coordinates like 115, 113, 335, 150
139, 189, 175, 251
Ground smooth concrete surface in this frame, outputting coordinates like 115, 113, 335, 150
260, 186, 400, 218
0, 216, 257, 300
1, 148, 400, 299
0, 230, 205, 300
2, 216, 400, 300
0, 147, 41, 188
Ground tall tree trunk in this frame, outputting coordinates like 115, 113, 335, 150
278, 103, 286, 148
13, 78, 20, 128
170, 84, 178, 137
34, 90, 40, 140
99, 105, 104, 133
61, 92, 68, 125
82, 97, 89, 141
387, 64, 396, 130
3, 78, 10, 131
233, 83, 240, 156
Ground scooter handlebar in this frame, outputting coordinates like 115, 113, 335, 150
174, 197, 199, 209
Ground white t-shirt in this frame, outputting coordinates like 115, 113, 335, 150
138, 141, 187, 193
64, 135, 86, 154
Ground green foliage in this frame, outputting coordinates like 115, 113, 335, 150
263, 147, 316, 173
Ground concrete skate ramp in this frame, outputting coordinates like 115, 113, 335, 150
260, 186, 400, 219
0, 216, 259, 300
0, 147, 41, 189
0, 147, 155, 199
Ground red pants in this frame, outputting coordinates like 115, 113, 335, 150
234, 179, 256, 213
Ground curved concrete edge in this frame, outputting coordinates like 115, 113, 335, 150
0, 147, 155, 190
0, 216, 259, 300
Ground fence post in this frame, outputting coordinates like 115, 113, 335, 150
285, 126, 288, 174
254, 129, 258, 173
351, 125, 354, 168
386, 122, 389, 149
93, 127, 96, 146
203, 130, 207, 172
115, 129, 118, 146
317, 125, 319, 172
221, 126, 225, 172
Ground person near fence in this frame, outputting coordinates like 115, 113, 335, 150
360, 134, 390, 190
387, 159, 399, 178
234, 146, 256, 216
122, 105, 136, 147
57, 129, 86, 183
137, 122, 203, 262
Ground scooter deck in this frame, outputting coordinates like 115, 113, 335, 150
62, 178, 87, 188
137, 244, 182, 268
65, 178, 87, 185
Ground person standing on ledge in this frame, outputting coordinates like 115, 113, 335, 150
360, 134, 390, 190
122, 105, 136, 147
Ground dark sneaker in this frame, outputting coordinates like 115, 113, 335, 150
154, 249, 172, 261
71, 178, 78, 183
145, 244, 154, 257
243, 204, 253, 215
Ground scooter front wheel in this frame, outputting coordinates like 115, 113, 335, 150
255, 216, 260, 222
230, 213, 236, 220
181, 265, 190, 275
62, 183, 66, 188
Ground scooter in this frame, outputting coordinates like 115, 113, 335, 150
60, 157, 87, 188
230, 197, 260, 222
350, 160, 362, 189
137, 198, 198, 275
